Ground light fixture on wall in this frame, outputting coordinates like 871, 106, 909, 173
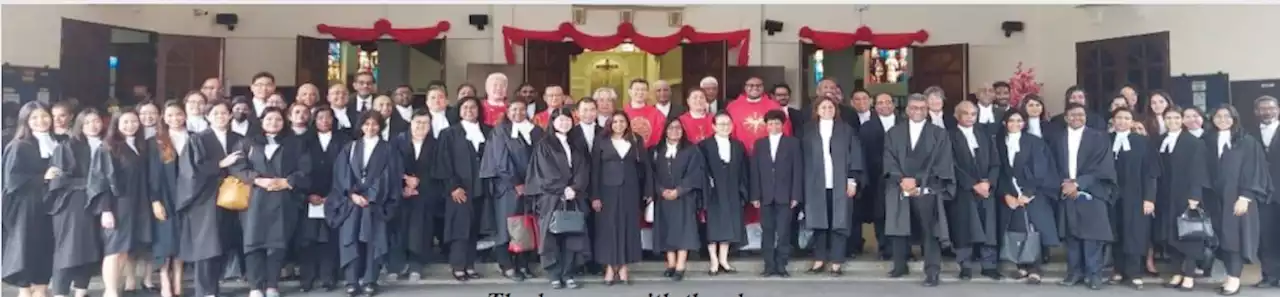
469, 14, 490, 31
1001, 21, 1024, 38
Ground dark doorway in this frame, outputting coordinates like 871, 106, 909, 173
294, 37, 448, 99
682, 41, 728, 103
910, 43, 970, 112
108, 27, 159, 107
1231, 79, 1280, 128
59, 18, 112, 110
156, 34, 223, 101
523, 40, 580, 97
1076, 31, 1170, 113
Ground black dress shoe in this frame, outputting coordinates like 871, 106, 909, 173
777, 271, 791, 278
830, 269, 844, 277
888, 269, 909, 278
673, 271, 685, 281
520, 267, 537, 278
1087, 278, 1103, 290
344, 285, 360, 297
466, 270, 483, 279
665, 268, 676, 278
722, 267, 739, 274
1253, 279, 1278, 288
958, 268, 973, 281
322, 283, 337, 292
298, 285, 314, 293
362, 284, 380, 296
923, 275, 940, 287
604, 279, 616, 286
1059, 275, 1083, 287
503, 270, 526, 282
759, 271, 773, 277
981, 269, 1004, 281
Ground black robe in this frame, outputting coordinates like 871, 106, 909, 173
699, 137, 748, 244
478, 121, 543, 245
433, 123, 492, 244
1205, 132, 1271, 263
801, 120, 866, 234
651, 142, 705, 251
856, 115, 900, 223
294, 131, 350, 249
1152, 132, 1209, 252
325, 138, 403, 268
947, 126, 1000, 247
233, 135, 311, 253
524, 134, 592, 269
882, 122, 955, 246
995, 133, 1062, 247
1249, 126, 1280, 265
391, 131, 444, 259
176, 130, 244, 262
148, 133, 189, 261
1110, 132, 1157, 256
589, 135, 649, 265
95, 141, 153, 255
1051, 127, 1117, 242
47, 139, 103, 269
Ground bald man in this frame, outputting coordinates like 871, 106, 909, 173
652, 80, 684, 122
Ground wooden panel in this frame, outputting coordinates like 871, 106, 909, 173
156, 34, 222, 102
296, 36, 331, 88
466, 63, 523, 98
726, 66, 786, 102
910, 43, 969, 112
1076, 31, 1169, 113
681, 41, 727, 100
112, 42, 156, 105
523, 41, 578, 93
59, 18, 112, 109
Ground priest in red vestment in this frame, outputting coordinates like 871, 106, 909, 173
533, 85, 567, 129
679, 89, 715, 143
622, 79, 666, 148
480, 72, 509, 126
726, 77, 791, 155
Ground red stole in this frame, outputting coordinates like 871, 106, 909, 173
678, 112, 715, 144
481, 99, 507, 127
623, 104, 666, 148
726, 94, 791, 155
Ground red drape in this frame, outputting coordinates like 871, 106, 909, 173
316, 19, 451, 45
502, 22, 751, 66
798, 26, 929, 51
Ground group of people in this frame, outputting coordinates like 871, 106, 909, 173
3, 69, 1279, 297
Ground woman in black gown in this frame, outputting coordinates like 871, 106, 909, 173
233, 107, 311, 297
147, 100, 189, 297
650, 119, 704, 281
95, 110, 154, 297
525, 107, 591, 289
178, 99, 244, 297
51, 101, 75, 142
994, 110, 1062, 285
325, 111, 402, 296
700, 113, 747, 275
391, 109, 442, 281
296, 107, 348, 292
479, 100, 542, 281
1152, 107, 1211, 292
47, 108, 106, 297
434, 97, 491, 281
1105, 108, 1157, 289
1204, 106, 1270, 295
591, 112, 648, 285
2, 101, 58, 297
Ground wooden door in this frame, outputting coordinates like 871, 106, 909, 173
1076, 31, 1169, 113
682, 41, 727, 101
156, 34, 222, 102
112, 42, 157, 105
523, 41, 578, 94
296, 36, 331, 88
910, 43, 969, 112
59, 18, 112, 109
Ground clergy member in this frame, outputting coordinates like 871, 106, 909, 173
623, 79, 666, 148
534, 85, 567, 129
883, 93, 955, 287
679, 89, 716, 144
727, 77, 791, 154
1052, 103, 1117, 290
480, 73, 510, 127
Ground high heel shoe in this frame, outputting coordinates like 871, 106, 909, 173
452, 271, 470, 282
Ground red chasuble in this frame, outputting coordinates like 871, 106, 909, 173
481, 99, 507, 127
678, 113, 715, 144
726, 94, 791, 155
533, 109, 552, 129
624, 104, 667, 148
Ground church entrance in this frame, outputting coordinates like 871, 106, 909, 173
296, 36, 446, 105
568, 43, 682, 108
523, 40, 727, 108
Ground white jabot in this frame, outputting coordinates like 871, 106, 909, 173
858, 111, 872, 124
715, 136, 732, 163
460, 121, 486, 151
232, 120, 249, 135
612, 137, 631, 157
511, 121, 535, 144
580, 123, 596, 150
381, 118, 391, 140
212, 129, 229, 154
253, 99, 268, 117
1112, 131, 1132, 157
1188, 128, 1204, 138
145, 126, 157, 138
125, 136, 138, 154
655, 102, 671, 117
1217, 131, 1232, 159
769, 133, 782, 160
1261, 121, 1278, 148
430, 110, 449, 137
264, 135, 280, 160
396, 105, 413, 122
169, 130, 188, 156
317, 131, 333, 152
879, 114, 897, 132
87, 136, 103, 153
1067, 127, 1084, 179
332, 107, 352, 128
187, 116, 209, 133
1027, 117, 1042, 137
819, 119, 836, 189
361, 137, 378, 168
557, 134, 572, 167
32, 132, 56, 158
978, 104, 996, 123
1160, 130, 1181, 153
1005, 132, 1023, 195
412, 139, 424, 160
664, 142, 678, 159
908, 120, 926, 149
958, 125, 979, 156
929, 111, 945, 127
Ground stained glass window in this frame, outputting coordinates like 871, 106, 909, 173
813, 50, 825, 85
327, 41, 343, 83
327, 42, 380, 84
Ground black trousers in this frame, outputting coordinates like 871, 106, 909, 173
1065, 237, 1106, 279
193, 256, 225, 297
1217, 251, 1245, 277
545, 235, 578, 281
1168, 247, 1201, 277
955, 244, 998, 270
299, 242, 338, 287
448, 239, 477, 272
492, 245, 530, 271
760, 202, 795, 272
812, 190, 848, 264
891, 199, 942, 276
244, 248, 286, 290
50, 264, 94, 295
343, 243, 382, 285
1113, 251, 1145, 279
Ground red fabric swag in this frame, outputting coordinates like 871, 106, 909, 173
316, 19, 451, 45
502, 22, 751, 66
798, 26, 930, 51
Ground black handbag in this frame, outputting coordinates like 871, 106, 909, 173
1000, 210, 1042, 264
548, 198, 586, 235
1177, 207, 1215, 241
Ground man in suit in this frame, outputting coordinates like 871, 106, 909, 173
848, 90, 874, 132
859, 93, 904, 260
249, 72, 277, 118
701, 76, 728, 114
350, 72, 378, 112
653, 80, 684, 122
772, 83, 808, 136
391, 85, 418, 125
751, 110, 804, 278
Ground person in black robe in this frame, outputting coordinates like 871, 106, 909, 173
147, 100, 192, 297
231, 107, 311, 297
386, 110, 441, 282
590, 112, 649, 285
1051, 103, 1117, 290
700, 113, 748, 275
177, 100, 244, 297
995, 109, 1063, 285
1152, 106, 1212, 291
295, 107, 348, 292
51, 101, 75, 143
47, 108, 106, 297
479, 100, 543, 281
433, 97, 492, 281
371, 96, 408, 140
751, 110, 803, 278
3, 102, 58, 297
1104, 108, 1158, 289
94, 111, 154, 297
1050, 86, 1107, 132
946, 101, 1002, 281
324, 111, 402, 296
882, 94, 955, 287
651, 119, 704, 281
1250, 95, 1280, 289
801, 98, 865, 276
857, 93, 901, 260
525, 107, 592, 289
566, 98, 605, 276
1204, 106, 1272, 295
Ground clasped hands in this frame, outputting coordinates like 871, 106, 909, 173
1060, 179, 1080, 199
403, 175, 420, 197
900, 177, 920, 197
254, 177, 291, 191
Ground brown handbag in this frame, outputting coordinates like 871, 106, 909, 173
216, 176, 251, 211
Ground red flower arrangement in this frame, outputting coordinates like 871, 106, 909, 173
1008, 62, 1043, 108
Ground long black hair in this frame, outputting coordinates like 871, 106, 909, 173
1210, 105, 1245, 144
657, 116, 692, 156
69, 108, 106, 142
103, 110, 145, 159
11, 101, 52, 142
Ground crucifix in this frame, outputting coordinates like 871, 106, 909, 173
594, 58, 620, 71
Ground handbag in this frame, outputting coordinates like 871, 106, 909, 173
216, 176, 252, 211
1000, 210, 1042, 264
1177, 208, 1215, 241
507, 198, 539, 253
548, 198, 586, 235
